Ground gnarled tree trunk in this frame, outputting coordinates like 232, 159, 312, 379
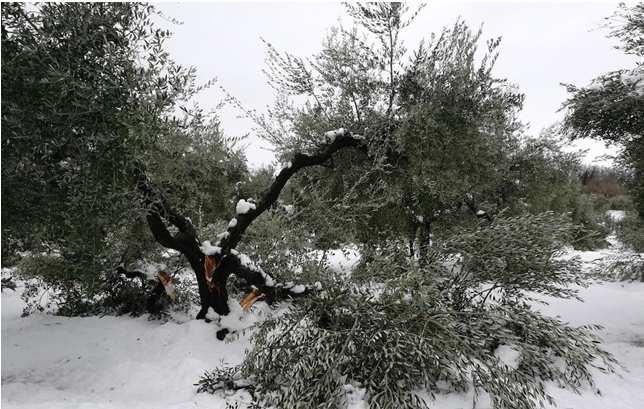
137, 130, 367, 319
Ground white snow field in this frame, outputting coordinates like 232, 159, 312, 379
2, 243, 644, 409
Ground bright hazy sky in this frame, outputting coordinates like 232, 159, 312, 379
157, 1, 639, 168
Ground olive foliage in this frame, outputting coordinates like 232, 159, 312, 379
1, 2, 245, 309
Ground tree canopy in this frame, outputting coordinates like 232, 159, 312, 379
562, 3, 643, 218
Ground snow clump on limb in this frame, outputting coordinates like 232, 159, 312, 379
236, 199, 256, 215
237, 251, 275, 287
324, 128, 345, 142
200, 241, 222, 256
290, 284, 306, 294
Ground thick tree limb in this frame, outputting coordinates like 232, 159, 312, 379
218, 130, 367, 251
136, 174, 216, 315
146, 213, 180, 251
137, 175, 199, 243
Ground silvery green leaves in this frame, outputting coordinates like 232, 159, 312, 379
200, 212, 615, 409
436, 212, 587, 307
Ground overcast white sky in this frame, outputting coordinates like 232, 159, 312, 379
157, 1, 638, 168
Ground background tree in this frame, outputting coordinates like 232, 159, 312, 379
396, 21, 523, 257
562, 3, 643, 219
1, 2, 243, 312
254, 5, 541, 259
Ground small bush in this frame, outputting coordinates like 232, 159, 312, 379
605, 194, 633, 211
595, 211, 644, 282
16, 253, 97, 316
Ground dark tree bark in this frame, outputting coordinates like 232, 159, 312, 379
464, 195, 493, 222
1, 277, 17, 292
217, 131, 367, 251
137, 175, 222, 316
136, 130, 367, 319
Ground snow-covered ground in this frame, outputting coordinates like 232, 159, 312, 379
2, 240, 644, 409
1, 289, 270, 409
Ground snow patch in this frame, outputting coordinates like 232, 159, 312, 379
4, 244, 644, 409
324, 128, 345, 142
495, 344, 521, 370
160, 249, 180, 259
585, 78, 605, 91
323, 247, 362, 275
290, 284, 306, 294
283, 204, 294, 215
261, 273, 275, 287
621, 68, 644, 96
237, 251, 275, 287
1, 281, 280, 409
606, 210, 625, 222
134, 260, 166, 280
200, 240, 222, 256
345, 383, 368, 409
236, 199, 256, 215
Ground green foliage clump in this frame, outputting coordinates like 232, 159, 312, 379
16, 254, 92, 316
494, 133, 610, 250
594, 210, 644, 282
568, 194, 609, 250
562, 3, 644, 219
255, 2, 526, 250
236, 208, 325, 285
598, 254, 644, 282
502, 132, 581, 214
15, 244, 199, 317
615, 211, 644, 252
1, 2, 247, 311
396, 20, 523, 220
2, 3, 179, 254
198, 213, 616, 409
436, 212, 587, 302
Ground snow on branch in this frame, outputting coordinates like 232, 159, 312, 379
236, 199, 256, 215
216, 129, 367, 253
